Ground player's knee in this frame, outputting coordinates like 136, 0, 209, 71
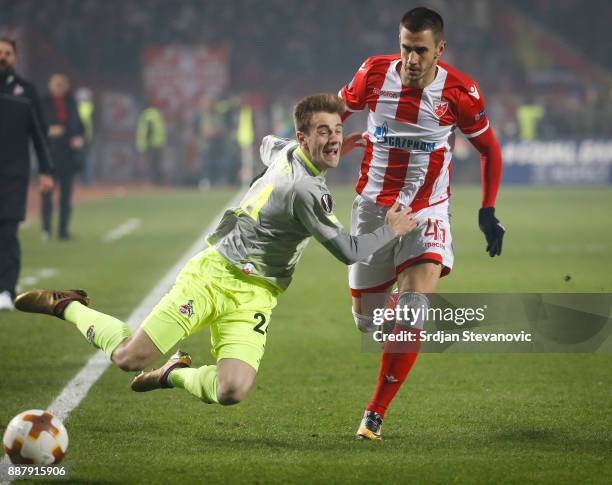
352, 309, 376, 333
114, 355, 143, 372
217, 381, 251, 406
112, 344, 153, 372
395, 291, 429, 329
352, 292, 390, 332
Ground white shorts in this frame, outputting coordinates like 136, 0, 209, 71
349, 195, 454, 296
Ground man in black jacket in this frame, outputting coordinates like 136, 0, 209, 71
40, 73, 84, 240
0, 38, 54, 310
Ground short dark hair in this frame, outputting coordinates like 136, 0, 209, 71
400, 7, 444, 42
293, 93, 345, 134
0, 37, 17, 54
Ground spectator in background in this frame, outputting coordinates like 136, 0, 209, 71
136, 102, 166, 184
40, 73, 84, 241
76, 87, 95, 185
516, 93, 544, 141
0, 38, 54, 310
197, 97, 230, 187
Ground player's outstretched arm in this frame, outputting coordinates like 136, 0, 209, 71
468, 128, 505, 257
318, 206, 415, 265
293, 186, 416, 265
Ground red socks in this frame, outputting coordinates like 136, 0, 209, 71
366, 324, 421, 418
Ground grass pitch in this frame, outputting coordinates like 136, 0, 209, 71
1, 186, 611, 484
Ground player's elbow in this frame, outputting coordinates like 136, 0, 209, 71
323, 242, 354, 265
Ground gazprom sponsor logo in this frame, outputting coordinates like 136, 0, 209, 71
373, 122, 437, 152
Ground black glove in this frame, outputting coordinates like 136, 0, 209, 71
479, 207, 505, 257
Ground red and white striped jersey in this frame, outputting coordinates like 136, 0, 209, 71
340, 55, 490, 209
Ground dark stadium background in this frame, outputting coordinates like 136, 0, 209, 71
1, 0, 609, 188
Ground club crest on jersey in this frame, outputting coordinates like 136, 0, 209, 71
433, 99, 449, 118
321, 194, 334, 214
179, 300, 194, 318
13, 84, 24, 96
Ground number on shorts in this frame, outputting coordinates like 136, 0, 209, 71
253, 312, 268, 335
424, 218, 446, 243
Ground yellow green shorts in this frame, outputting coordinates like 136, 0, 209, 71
141, 247, 279, 371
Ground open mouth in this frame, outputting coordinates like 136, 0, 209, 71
323, 147, 339, 158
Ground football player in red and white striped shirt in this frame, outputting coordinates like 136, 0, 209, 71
339, 7, 505, 440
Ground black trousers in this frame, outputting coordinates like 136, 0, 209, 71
145, 148, 162, 184
42, 170, 75, 237
0, 220, 20, 298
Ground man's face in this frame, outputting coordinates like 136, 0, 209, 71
297, 112, 343, 171
49, 74, 69, 96
398, 27, 445, 85
0, 41, 16, 76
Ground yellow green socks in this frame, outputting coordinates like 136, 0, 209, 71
64, 302, 132, 359
168, 366, 219, 404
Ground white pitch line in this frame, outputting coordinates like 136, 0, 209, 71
103, 218, 141, 242
0, 189, 244, 482
18, 267, 58, 289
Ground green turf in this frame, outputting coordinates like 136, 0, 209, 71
1, 186, 611, 484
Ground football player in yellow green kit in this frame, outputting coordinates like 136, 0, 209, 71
15, 94, 416, 406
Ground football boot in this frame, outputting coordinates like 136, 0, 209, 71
356, 410, 383, 441
14, 289, 90, 319
131, 350, 192, 392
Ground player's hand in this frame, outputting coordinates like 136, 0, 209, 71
39, 174, 54, 193
479, 207, 505, 257
386, 202, 417, 237
340, 132, 366, 157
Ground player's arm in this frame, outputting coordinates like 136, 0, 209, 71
458, 84, 505, 257
250, 135, 297, 186
338, 58, 374, 154
338, 57, 372, 121
292, 184, 416, 265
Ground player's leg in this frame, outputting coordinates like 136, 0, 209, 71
14, 289, 135, 360
0, 221, 20, 310
15, 290, 162, 370
134, 248, 275, 405
349, 194, 396, 334
110, 328, 162, 371
40, 175, 54, 238
15, 250, 214, 372
165, 306, 271, 405
358, 204, 453, 439
216, 358, 257, 404
351, 290, 394, 333
357, 262, 441, 440
58, 169, 74, 239
166, 357, 257, 405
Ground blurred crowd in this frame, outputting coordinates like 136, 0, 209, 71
0, 0, 610, 185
